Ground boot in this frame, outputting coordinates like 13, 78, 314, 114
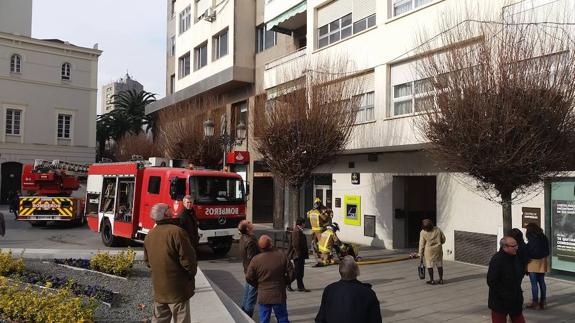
526, 302, 540, 309
539, 299, 546, 310
286, 285, 294, 292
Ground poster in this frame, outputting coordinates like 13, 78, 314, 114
343, 195, 361, 226
552, 200, 575, 261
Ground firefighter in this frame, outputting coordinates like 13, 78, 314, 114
315, 223, 341, 267
307, 198, 324, 259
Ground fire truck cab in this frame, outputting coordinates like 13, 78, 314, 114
85, 161, 246, 254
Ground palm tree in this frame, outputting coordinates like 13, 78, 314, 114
109, 89, 157, 135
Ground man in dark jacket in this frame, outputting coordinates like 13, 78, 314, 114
316, 256, 381, 323
287, 217, 310, 292
487, 236, 525, 323
176, 195, 199, 251
239, 220, 259, 317
144, 203, 197, 323
246, 235, 294, 323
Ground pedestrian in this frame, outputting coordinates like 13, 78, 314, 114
508, 228, 528, 280
525, 223, 550, 310
176, 195, 199, 251
315, 256, 382, 323
0, 212, 5, 237
238, 220, 259, 317
144, 203, 197, 323
9, 191, 19, 219
487, 236, 525, 323
418, 218, 446, 285
246, 235, 294, 323
287, 217, 310, 292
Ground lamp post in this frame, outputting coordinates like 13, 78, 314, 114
203, 115, 247, 171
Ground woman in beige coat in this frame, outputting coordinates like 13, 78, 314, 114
418, 218, 446, 285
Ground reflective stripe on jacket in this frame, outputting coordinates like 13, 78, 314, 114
308, 209, 322, 232
318, 229, 334, 253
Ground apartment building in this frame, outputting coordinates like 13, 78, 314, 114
262, 0, 575, 272
100, 73, 144, 113
0, 0, 101, 203
151, 0, 575, 272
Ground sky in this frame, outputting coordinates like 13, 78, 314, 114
31, 0, 167, 113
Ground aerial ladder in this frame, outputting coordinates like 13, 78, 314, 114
18, 159, 89, 227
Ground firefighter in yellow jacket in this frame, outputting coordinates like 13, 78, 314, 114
308, 198, 333, 258
315, 223, 341, 267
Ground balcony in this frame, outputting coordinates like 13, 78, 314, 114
265, 0, 306, 34
264, 46, 307, 89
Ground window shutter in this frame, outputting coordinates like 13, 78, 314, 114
353, 0, 375, 21
317, 0, 353, 27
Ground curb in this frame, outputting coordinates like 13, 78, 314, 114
1, 248, 146, 260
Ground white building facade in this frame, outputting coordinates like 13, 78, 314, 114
263, 0, 575, 271
0, 0, 101, 203
100, 73, 144, 113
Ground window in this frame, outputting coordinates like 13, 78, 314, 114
147, 176, 162, 194
61, 63, 71, 80
191, 176, 246, 204
213, 29, 228, 60
179, 5, 191, 34
170, 74, 176, 94
355, 92, 375, 123
179, 52, 190, 78
10, 54, 21, 73
170, 0, 176, 17
392, 79, 433, 116
57, 114, 72, 139
256, 25, 277, 53
353, 14, 376, 34
170, 36, 176, 56
5, 109, 21, 135
392, 0, 432, 17
318, 14, 352, 49
194, 42, 208, 70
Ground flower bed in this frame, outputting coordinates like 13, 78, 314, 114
54, 248, 136, 278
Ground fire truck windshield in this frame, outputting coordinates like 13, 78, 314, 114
191, 176, 245, 205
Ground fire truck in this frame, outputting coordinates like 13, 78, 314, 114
85, 160, 246, 255
18, 159, 88, 226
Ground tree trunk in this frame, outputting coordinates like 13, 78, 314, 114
287, 185, 301, 229
501, 191, 513, 234
273, 176, 285, 230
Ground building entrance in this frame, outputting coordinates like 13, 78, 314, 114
252, 176, 274, 223
393, 176, 437, 249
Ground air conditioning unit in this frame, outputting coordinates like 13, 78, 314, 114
203, 7, 216, 22
148, 157, 169, 167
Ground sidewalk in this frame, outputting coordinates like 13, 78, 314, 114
201, 243, 575, 323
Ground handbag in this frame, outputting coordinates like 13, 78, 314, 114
418, 259, 425, 280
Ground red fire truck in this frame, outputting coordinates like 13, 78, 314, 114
85, 160, 246, 255
18, 159, 88, 226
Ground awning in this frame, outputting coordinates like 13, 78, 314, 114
266, 1, 307, 32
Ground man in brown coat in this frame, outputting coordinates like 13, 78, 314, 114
246, 235, 294, 323
176, 195, 199, 251
144, 203, 197, 323
238, 220, 259, 317
287, 217, 310, 292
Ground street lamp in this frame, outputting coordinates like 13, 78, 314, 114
203, 115, 247, 170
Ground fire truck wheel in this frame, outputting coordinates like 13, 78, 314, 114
101, 219, 118, 247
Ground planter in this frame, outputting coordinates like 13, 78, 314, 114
53, 258, 131, 279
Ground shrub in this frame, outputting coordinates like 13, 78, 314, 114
90, 248, 135, 277
0, 277, 97, 322
0, 250, 24, 276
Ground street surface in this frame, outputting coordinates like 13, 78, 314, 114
2, 205, 575, 322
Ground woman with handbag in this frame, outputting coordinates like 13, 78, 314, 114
418, 218, 446, 285
525, 223, 550, 310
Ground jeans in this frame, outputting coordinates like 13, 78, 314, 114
529, 272, 547, 303
241, 283, 257, 317
259, 303, 289, 323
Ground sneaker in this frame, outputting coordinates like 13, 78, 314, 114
426, 280, 436, 285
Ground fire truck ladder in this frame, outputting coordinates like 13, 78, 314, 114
33, 159, 89, 177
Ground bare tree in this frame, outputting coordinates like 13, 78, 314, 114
255, 57, 366, 226
155, 96, 224, 168
113, 133, 159, 161
415, 9, 575, 232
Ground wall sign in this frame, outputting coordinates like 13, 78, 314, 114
522, 207, 541, 228
343, 195, 361, 226
351, 172, 360, 185
335, 198, 341, 208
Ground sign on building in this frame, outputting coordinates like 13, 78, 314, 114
351, 172, 360, 185
522, 207, 541, 228
343, 195, 361, 226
